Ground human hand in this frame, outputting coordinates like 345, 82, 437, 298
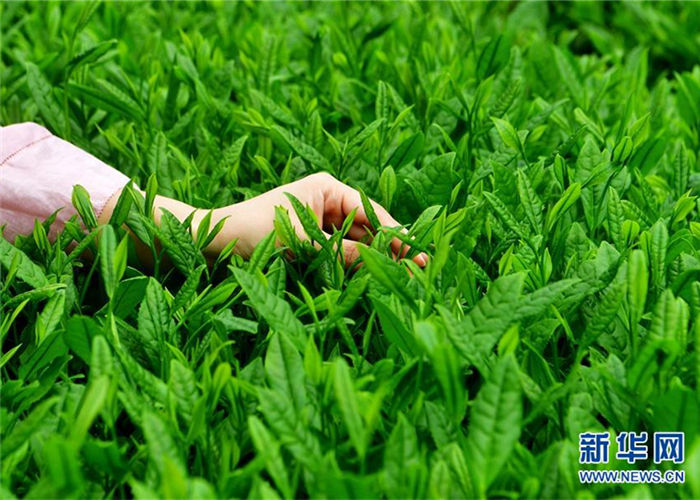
208, 172, 428, 266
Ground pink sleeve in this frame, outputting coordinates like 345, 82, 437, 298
0, 122, 131, 242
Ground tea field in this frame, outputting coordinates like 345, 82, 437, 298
1, 1, 700, 498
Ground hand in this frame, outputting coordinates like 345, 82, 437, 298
208, 173, 428, 266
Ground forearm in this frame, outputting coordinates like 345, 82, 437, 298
98, 188, 245, 260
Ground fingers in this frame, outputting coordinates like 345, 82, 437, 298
317, 175, 427, 267
296, 222, 425, 270
341, 239, 362, 266
346, 223, 371, 242
389, 227, 410, 258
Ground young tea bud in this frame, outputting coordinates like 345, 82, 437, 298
612, 136, 633, 164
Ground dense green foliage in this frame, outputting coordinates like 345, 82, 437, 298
2, 1, 700, 498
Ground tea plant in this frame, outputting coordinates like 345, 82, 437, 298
1, 1, 700, 498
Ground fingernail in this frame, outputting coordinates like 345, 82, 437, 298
418, 253, 428, 266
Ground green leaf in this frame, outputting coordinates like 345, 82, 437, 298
26, 62, 67, 134
265, 333, 306, 415
357, 246, 416, 312
626, 249, 648, 327
248, 231, 277, 273
333, 359, 367, 460
257, 388, 322, 469
158, 210, 205, 274
147, 132, 172, 193
384, 131, 424, 169
284, 192, 331, 254
416, 320, 465, 422
370, 294, 417, 356
213, 309, 258, 334
41, 436, 85, 497
72, 185, 99, 229
644, 220, 669, 290
376, 81, 389, 133
0, 237, 48, 288
232, 268, 306, 350
607, 187, 624, 247
649, 289, 688, 344
552, 45, 585, 108
476, 35, 509, 80
248, 416, 293, 499
516, 169, 543, 233
407, 153, 458, 208
274, 206, 302, 255
491, 117, 523, 158
272, 125, 331, 172
581, 268, 625, 349
673, 143, 690, 198
483, 191, 528, 240
424, 401, 459, 448
466, 354, 522, 494
99, 225, 118, 299
379, 166, 397, 210
138, 278, 171, 366
252, 89, 300, 128
172, 265, 204, 312
446, 274, 525, 367
169, 359, 198, 424
111, 277, 149, 318
348, 118, 385, 152
383, 414, 421, 498
2, 397, 59, 455
144, 174, 158, 219
142, 411, 184, 476
545, 182, 581, 234
0, 344, 22, 369
219, 135, 248, 183
66, 39, 116, 73
70, 375, 110, 447
516, 278, 583, 319
651, 385, 698, 445
91, 335, 113, 379
358, 188, 381, 231
35, 292, 65, 345
574, 107, 604, 144
66, 79, 145, 123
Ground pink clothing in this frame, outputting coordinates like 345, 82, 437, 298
0, 122, 131, 242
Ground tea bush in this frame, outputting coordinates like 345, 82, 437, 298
1, 2, 700, 498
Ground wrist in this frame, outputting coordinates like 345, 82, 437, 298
97, 187, 125, 226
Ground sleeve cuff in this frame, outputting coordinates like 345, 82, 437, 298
1, 122, 132, 242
